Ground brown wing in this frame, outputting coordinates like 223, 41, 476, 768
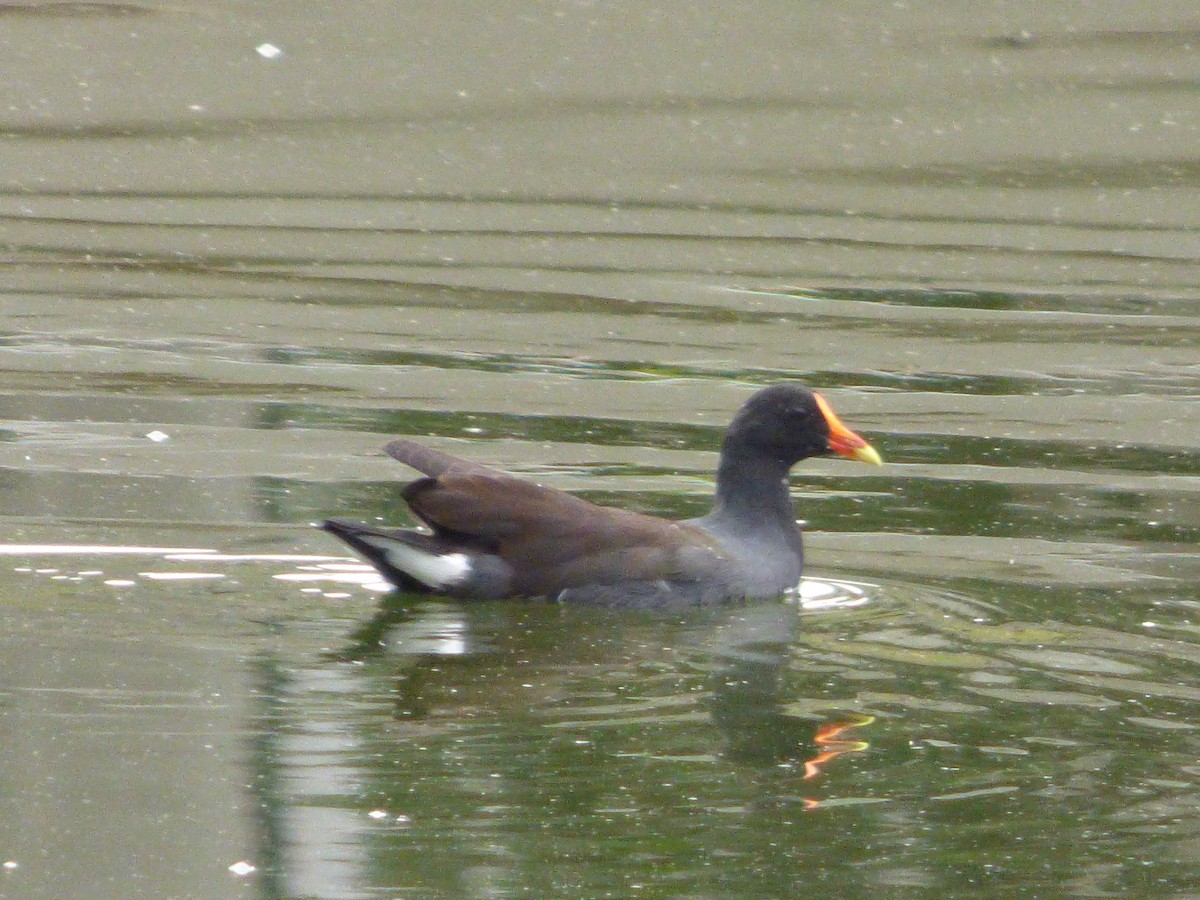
385, 439, 491, 478
397, 459, 726, 596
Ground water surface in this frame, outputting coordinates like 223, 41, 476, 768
1, 3, 1198, 898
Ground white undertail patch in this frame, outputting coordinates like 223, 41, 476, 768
360, 536, 471, 589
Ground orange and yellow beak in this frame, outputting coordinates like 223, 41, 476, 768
813, 393, 883, 466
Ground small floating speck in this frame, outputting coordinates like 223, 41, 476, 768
3, 860, 17, 871
255, 42, 282, 59
1142, 621, 1157, 628
323, 592, 352, 599
145, 430, 170, 443
104, 579, 137, 587
368, 809, 388, 819
228, 860, 256, 876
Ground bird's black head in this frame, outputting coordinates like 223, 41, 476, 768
725, 383, 882, 468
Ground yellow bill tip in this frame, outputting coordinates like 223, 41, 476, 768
850, 443, 883, 466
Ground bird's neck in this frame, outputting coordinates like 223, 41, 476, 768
709, 443, 796, 531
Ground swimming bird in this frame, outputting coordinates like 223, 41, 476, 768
323, 383, 882, 607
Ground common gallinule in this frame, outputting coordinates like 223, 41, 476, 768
323, 383, 882, 607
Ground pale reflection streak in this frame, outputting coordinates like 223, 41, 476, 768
271, 666, 376, 900
0, 544, 218, 555
0, 542, 391, 594
798, 576, 875, 611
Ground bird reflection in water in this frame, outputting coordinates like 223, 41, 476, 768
706, 596, 875, 807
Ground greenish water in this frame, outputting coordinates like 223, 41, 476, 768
1, 3, 1199, 898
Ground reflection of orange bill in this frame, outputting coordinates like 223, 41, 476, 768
803, 714, 876, 781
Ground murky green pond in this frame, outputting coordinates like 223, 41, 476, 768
2, 3, 1198, 898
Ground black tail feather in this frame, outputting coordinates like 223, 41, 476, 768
321, 518, 434, 594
